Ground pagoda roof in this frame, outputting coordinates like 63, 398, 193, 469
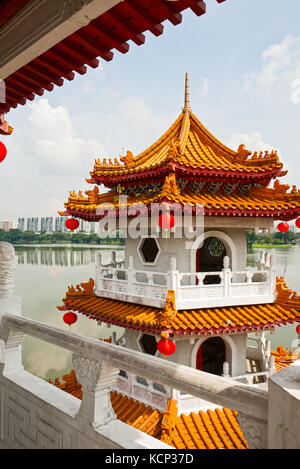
57, 277, 300, 335
60, 173, 300, 221
88, 75, 283, 186
271, 347, 300, 372
50, 372, 248, 449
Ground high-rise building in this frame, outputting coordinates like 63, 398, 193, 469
18, 218, 25, 232
0, 220, 14, 232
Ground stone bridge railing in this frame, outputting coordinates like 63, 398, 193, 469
0, 313, 269, 449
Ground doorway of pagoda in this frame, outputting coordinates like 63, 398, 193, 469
196, 236, 226, 284
196, 337, 226, 375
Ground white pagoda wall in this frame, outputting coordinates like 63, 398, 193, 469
124, 227, 247, 274
124, 330, 247, 378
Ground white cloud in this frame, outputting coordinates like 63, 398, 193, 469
29, 99, 106, 173
225, 131, 291, 176
201, 78, 209, 96
225, 131, 276, 153
242, 34, 300, 100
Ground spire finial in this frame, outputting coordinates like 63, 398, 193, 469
183, 72, 191, 112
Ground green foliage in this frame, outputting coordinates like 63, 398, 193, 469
247, 229, 297, 250
0, 229, 125, 246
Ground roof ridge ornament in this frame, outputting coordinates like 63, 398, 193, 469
183, 72, 191, 112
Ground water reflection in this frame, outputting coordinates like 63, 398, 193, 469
15, 246, 122, 267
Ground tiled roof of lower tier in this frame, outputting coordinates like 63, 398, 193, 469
49, 371, 248, 450
271, 346, 300, 372
57, 278, 300, 335
61, 175, 300, 221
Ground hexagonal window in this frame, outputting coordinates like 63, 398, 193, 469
140, 238, 159, 264
207, 237, 226, 258
140, 334, 157, 355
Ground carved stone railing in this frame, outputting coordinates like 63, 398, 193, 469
116, 372, 171, 412
0, 313, 270, 449
95, 254, 276, 309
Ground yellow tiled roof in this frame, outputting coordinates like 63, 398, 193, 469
49, 371, 248, 449
89, 111, 282, 179
57, 277, 300, 334
61, 173, 300, 220
271, 346, 300, 372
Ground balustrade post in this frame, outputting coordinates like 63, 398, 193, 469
73, 353, 119, 429
222, 361, 230, 378
95, 253, 102, 293
269, 255, 276, 295
167, 257, 179, 304
1, 327, 24, 374
127, 255, 135, 296
258, 250, 265, 270
0, 243, 21, 366
222, 256, 230, 298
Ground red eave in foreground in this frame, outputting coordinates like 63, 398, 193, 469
0, 0, 227, 113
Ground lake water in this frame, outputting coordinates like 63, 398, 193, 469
12, 245, 300, 381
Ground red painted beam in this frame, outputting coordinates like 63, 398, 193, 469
153, 0, 183, 26
6, 76, 44, 96
190, 0, 206, 16
86, 21, 130, 54
34, 56, 75, 82
47, 48, 87, 76
5, 82, 35, 101
22, 64, 63, 88
70, 29, 115, 62
104, 10, 146, 46
124, 0, 164, 37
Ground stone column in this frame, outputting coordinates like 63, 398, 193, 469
73, 354, 119, 429
0, 242, 16, 300
0, 243, 21, 365
237, 413, 268, 449
268, 362, 300, 448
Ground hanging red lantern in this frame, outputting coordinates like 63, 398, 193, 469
63, 312, 78, 326
157, 338, 176, 356
295, 218, 300, 229
277, 222, 289, 233
158, 213, 175, 230
296, 324, 300, 335
0, 141, 7, 163
65, 218, 79, 231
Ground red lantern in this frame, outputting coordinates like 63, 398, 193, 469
158, 213, 175, 230
277, 222, 289, 233
157, 338, 176, 356
63, 312, 77, 326
0, 141, 7, 163
295, 218, 300, 229
296, 325, 300, 335
65, 218, 79, 231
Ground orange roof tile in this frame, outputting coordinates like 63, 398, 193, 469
57, 277, 300, 335
271, 346, 300, 372
61, 173, 300, 221
49, 370, 248, 450
89, 110, 282, 183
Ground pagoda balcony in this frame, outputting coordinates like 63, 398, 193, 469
94, 254, 276, 310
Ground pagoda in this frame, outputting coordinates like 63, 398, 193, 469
57, 74, 300, 449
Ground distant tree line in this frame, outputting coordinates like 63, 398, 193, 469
247, 230, 299, 250
0, 229, 125, 245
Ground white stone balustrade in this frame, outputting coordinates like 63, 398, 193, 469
0, 313, 270, 449
95, 254, 276, 309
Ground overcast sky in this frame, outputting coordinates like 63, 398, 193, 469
1, 0, 300, 220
